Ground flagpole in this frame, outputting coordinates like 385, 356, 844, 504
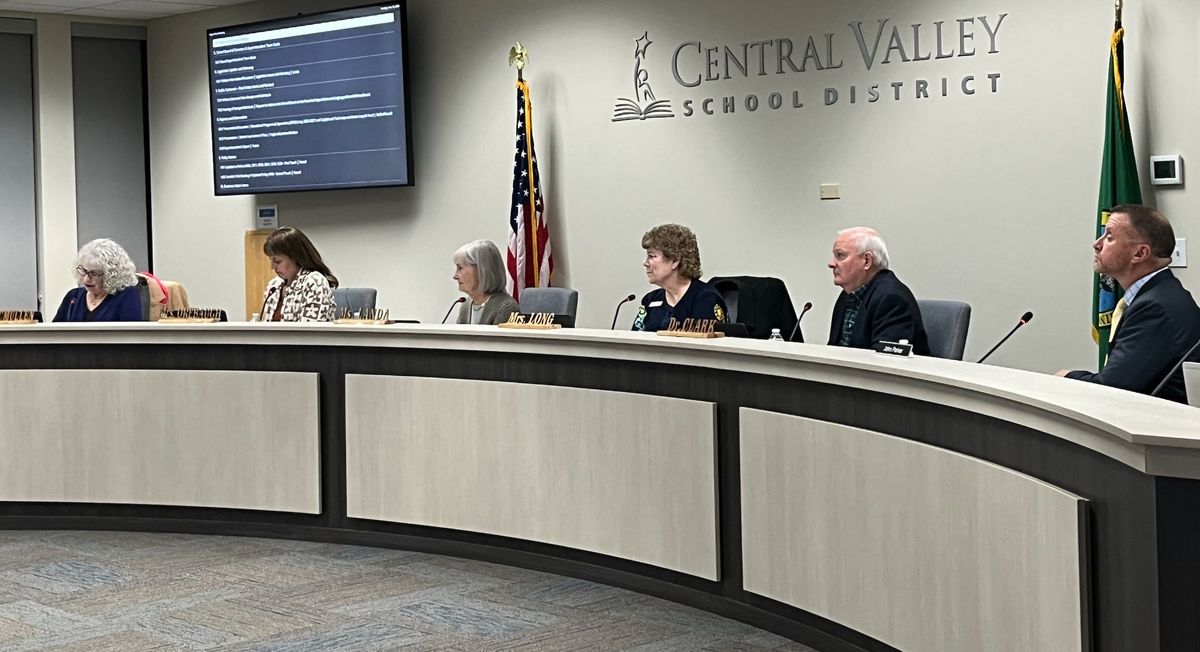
508, 42, 526, 82
522, 89, 540, 287
1091, 0, 1141, 367
508, 42, 541, 287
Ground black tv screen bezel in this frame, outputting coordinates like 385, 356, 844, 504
205, 1, 414, 196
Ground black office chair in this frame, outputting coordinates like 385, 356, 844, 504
135, 276, 151, 321
707, 276, 800, 341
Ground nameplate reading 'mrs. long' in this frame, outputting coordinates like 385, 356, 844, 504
874, 340, 913, 356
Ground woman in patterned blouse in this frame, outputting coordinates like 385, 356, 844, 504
261, 227, 338, 322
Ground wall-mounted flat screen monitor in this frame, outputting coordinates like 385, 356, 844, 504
206, 2, 412, 195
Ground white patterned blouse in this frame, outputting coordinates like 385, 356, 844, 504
263, 270, 336, 322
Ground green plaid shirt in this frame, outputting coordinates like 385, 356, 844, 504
838, 287, 867, 346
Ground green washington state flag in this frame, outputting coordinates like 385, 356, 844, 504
1093, 22, 1142, 367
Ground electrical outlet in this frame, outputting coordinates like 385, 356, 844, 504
819, 183, 841, 200
1171, 238, 1187, 268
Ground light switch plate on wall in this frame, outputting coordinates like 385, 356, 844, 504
1171, 238, 1187, 268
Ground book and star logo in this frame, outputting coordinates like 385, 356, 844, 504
612, 31, 675, 122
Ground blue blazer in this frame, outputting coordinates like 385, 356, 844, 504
52, 286, 143, 322
633, 279, 728, 332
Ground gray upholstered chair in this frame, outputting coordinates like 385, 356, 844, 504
333, 287, 378, 316
1184, 362, 1200, 408
917, 299, 971, 360
519, 288, 578, 325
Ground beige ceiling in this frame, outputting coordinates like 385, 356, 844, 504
0, 0, 255, 20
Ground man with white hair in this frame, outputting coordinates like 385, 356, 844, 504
826, 227, 930, 355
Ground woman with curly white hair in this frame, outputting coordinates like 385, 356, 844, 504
52, 238, 143, 322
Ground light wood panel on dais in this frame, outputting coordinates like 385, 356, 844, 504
0, 369, 320, 513
739, 408, 1086, 652
345, 375, 719, 580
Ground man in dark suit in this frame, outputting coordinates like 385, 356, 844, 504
827, 227, 930, 355
1060, 205, 1200, 403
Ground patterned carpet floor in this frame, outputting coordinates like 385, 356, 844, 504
0, 530, 819, 651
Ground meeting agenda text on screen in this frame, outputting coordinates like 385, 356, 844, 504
207, 4, 411, 194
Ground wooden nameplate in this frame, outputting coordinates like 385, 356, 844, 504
499, 313, 561, 329
656, 329, 723, 338
656, 317, 724, 338
335, 318, 391, 325
497, 322, 562, 330
0, 310, 36, 325
336, 308, 390, 325
159, 309, 223, 323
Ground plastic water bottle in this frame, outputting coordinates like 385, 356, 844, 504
768, 328, 784, 342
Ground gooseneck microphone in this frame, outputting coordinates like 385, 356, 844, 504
1150, 335, 1200, 398
787, 301, 813, 342
976, 311, 1034, 364
258, 285, 279, 321
611, 294, 637, 329
441, 297, 467, 324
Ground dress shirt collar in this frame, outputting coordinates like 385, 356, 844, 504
1123, 266, 1169, 306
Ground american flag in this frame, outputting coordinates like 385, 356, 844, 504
506, 79, 553, 301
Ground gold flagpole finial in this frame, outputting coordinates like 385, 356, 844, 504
508, 42, 528, 80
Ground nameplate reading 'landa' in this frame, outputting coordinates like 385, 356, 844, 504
612, 14, 1007, 123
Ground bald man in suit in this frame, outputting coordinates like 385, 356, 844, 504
1059, 205, 1200, 403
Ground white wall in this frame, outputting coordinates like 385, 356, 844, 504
145, 0, 1198, 373
1126, 0, 1198, 289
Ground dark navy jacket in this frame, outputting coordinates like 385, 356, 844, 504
633, 279, 728, 332
1067, 269, 1200, 403
53, 286, 143, 322
828, 269, 930, 355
